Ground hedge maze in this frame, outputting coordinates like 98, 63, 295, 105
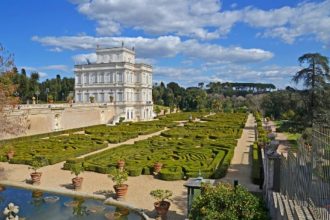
69, 113, 247, 180
0, 120, 173, 166
1, 112, 247, 181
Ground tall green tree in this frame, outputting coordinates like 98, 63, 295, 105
292, 53, 330, 123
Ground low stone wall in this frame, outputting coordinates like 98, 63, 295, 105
1, 103, 115, 139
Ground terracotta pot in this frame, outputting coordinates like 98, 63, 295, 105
117, 160, 125, 171
7, 151, 14, 160
72, 176, 84, 190
30, 172, 42, 185
113, 184, 128, 199
153, 162, 163, 173
154, 201, 170, 217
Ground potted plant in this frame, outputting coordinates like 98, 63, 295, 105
89, 96, 95, 103
150, 189, 173, 217
70, 163, 84, 190
109, 95, 114, 103
117, 159, 125, 171
153, 162, 163, 173
29, 156, 46, 185
47, 94, 54, 103
109, 169, 128, 199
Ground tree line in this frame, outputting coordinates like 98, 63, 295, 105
152, 81, 275, 112
11, 68, 74, 104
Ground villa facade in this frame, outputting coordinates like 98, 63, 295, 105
74, 46, 153, 121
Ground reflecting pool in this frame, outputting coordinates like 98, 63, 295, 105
0, 186, 142, 220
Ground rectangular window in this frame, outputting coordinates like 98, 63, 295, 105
100, 93, 104, 102
117, 92, 123, 101
117, 73, 122, 82
100, 73, 104, 83
109, 73, 113, 83
84, 93, 89, 102
84, 74, 88, 85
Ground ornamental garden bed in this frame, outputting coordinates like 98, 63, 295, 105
64, 112, 247, 180
0, 119, 176, 165
0, 112, 247, 181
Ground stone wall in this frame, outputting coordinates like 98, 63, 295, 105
1, 103, 115, 139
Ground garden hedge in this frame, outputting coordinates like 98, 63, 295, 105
79, 112, 247, 180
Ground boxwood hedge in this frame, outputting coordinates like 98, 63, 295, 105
75, 112, 247, 180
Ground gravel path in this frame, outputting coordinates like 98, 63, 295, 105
218, 113, 260, 192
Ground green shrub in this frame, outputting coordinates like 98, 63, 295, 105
159, 167, 183, 181
127, 166, 143, 176
251, 143, 261, 184
143, 166, 152, 175
190, 183, 269, 220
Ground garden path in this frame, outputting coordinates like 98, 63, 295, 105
218, 113, 261, 192
77, 127, 168, 158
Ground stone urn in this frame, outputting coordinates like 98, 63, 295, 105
30, 172, 42, 185
153, 162, 163, 173
113, 184, 128, 199
72, 177, 84, 190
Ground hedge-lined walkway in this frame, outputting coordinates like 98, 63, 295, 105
218, 114, 261, 192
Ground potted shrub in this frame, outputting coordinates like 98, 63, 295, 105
109, 169, 128, 199
153, 162, 163, 173
47, 94, 54, 103
29, 156, 46, 185
117, 159, 125, 171
70, 163, 84, 190
150, 189, 172, 217
89, 96, 95, 103
109, 95, 114, 103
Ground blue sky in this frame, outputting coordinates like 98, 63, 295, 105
1, 0, 329, 88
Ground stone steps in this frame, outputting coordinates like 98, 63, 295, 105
272, 192, 316, 220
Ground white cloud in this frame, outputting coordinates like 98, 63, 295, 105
32, 35, 273, 63
69, 0, 330, 44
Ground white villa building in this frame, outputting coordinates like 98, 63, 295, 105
74, 46, 153, 121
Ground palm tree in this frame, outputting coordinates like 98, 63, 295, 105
292, 53, 330, 123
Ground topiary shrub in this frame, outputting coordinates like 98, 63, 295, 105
190, 183, 269, 220
159, 167, 183, 181
143, 166, 152, 175
127, 166, 143, 176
